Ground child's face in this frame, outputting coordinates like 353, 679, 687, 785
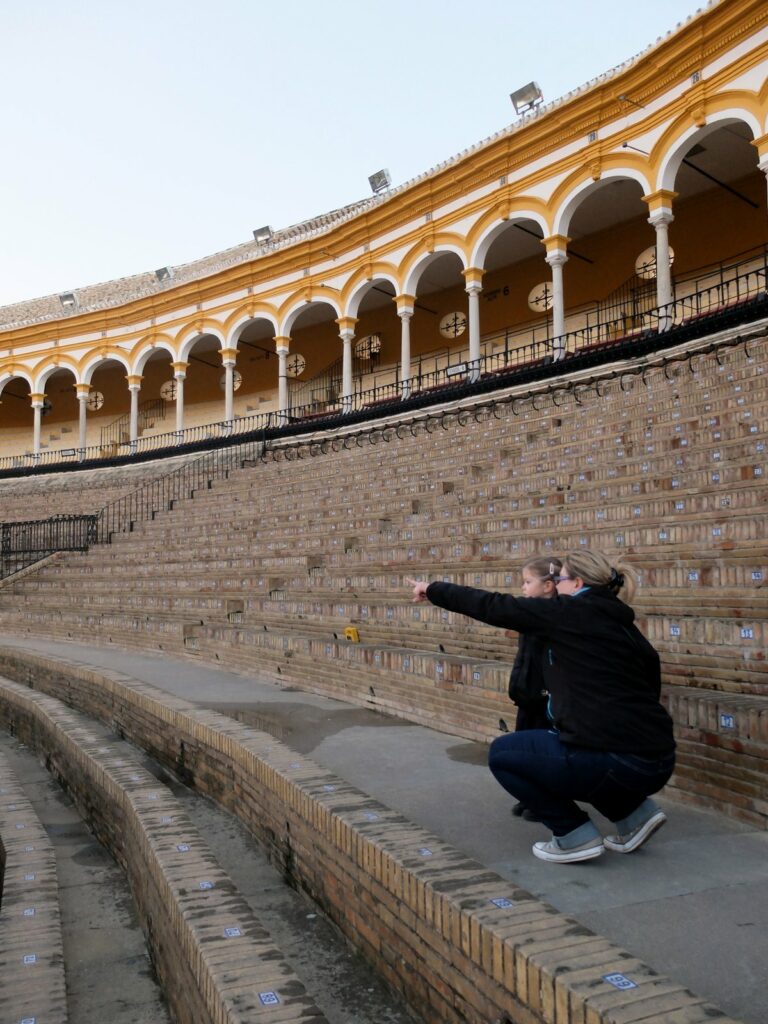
522, 568, 556, 598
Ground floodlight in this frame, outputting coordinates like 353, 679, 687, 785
59, 292, 77, 309
155, 266, 173, 282
368, 169, 391, 195
510, 82, 543, 115
253, 225, 273, 244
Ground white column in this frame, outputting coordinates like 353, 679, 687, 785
399, 310, 412, 398
275, 339, 290, 423
128, 376, 142, 452
649, 209, 675, 331
340, 330, 354, 413
219, 346, 238, 427
173, 361, 187, 440
76, 385, 89, 458
335, 317, 357, 414
30, 393, 45, 461
545, 250, 568, 360
466, 283, 482, 381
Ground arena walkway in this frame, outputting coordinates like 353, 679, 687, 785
1, 634, 765, 1024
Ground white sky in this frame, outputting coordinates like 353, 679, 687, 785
0, 0, 706, 307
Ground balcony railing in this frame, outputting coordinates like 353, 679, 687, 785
0, 248, 765, 478
0, 513, 98, 578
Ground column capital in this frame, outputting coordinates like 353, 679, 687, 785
30, 392, 46, 407
642, 190, 677, 218
75, 383, 91, 398
274, 336, 291, 354
541, 234, 570, 257
545, 249, 568, 269
126, 374, 143, 389
172, 361, 188, 378
218, 347, 238, 365
462, 267, 484, 291
395, 293, 416, 316
335, 316, 358, 336
750, 133, 768, 166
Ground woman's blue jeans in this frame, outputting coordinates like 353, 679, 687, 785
488, 729, 675, 836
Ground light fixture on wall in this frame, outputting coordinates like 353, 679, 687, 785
510, 82, 543, 115
368, 169, 391, 195
253, 225, 273, 244
59, 292, 77, 309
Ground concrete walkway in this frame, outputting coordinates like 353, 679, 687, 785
1, 634, 766, 1024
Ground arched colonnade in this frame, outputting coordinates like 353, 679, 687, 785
3, 104, 768, 459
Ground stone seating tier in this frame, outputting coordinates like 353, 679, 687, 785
0, 329, 765, 827
0, 646, 749, 1024
0, 675, 330, 1024
0, 750, 67, 1024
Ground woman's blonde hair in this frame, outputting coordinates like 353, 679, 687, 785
522, 555, 562, 581
562, 549, 638, 603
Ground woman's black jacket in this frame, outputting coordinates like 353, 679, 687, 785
425, 582, 675, 756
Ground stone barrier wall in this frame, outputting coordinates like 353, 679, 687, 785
0, 674, 329, 1024
0, 750, 67, 1024
0, 646, 742, 1024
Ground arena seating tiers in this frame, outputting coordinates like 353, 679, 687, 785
0, 325, 765, 830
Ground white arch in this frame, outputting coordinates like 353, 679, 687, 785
228, 313, 279, 349
280, 297, 342, 338
177, 327, 227, 363
656, 110, 762, 193
132, 340, 177, 375
553, 169, 652, 238
403, 246, 467, 297
344, 275, 399, 319
34, 362, 80, 393
470, 211, 550, 269
81, 352, 132, 385
0, 369, 34, 397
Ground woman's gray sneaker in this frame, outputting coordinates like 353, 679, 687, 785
532, 836, 604, 863
604, 810, 666, 853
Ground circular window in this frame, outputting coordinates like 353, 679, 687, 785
354, 334, 382, 360
285, 353, 307, 378
635, 244, 675, 281
160, 380, 177, 401
86, 390, 104, 411
527, 282, 554, 313
439, 312, 467, 339
219, 369, 243, 391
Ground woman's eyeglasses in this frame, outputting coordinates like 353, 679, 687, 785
552, 575, 573, 583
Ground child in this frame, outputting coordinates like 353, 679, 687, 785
506, 557, 561, 820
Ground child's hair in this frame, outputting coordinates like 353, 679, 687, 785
522, 556, 562, 581
561, 549, 638, 603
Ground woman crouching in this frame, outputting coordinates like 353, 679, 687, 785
408, 550, 675, 864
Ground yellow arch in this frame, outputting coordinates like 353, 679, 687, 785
32, 355, 81, 391
650, 92, 764, 191
340, 261, 400, 309
548, 153, 651, 219
222, 300, 280, 336
129, 332, 178, 372
78, 348, 133, 385
466, 195, 551, 254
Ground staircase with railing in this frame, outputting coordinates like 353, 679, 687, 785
100, 398, 167, 448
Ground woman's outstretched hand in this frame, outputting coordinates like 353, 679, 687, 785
406, 578, 429, 603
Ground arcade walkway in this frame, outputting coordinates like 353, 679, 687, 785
1, 633, 765, 1024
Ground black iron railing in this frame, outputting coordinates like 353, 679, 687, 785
0, 514, 98, 579
94, 437, 265, 543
